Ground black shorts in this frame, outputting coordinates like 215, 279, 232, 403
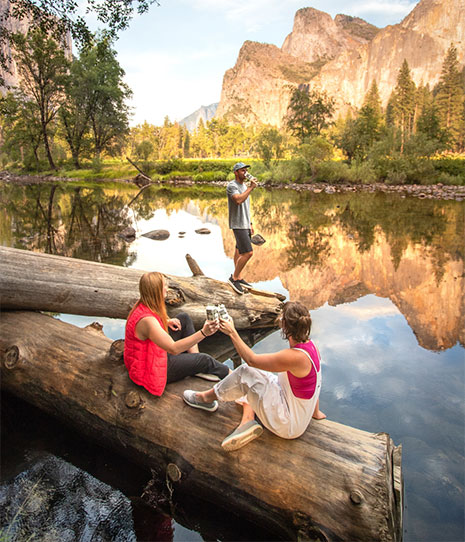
233, 229, 253, 254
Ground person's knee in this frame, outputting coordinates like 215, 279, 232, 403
176, 312, 190, 324
244, 250, 253, 261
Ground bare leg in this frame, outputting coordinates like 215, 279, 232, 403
233, 251, 253, 281
237, 402, 255, 427
312, 399, 326, 420
196, 388, 218, 403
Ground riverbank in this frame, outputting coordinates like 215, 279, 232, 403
1, 170, 464, 201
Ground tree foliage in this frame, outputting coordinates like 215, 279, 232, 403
285, 86, 335, 143
388, 59, 416, 153
9, 28, 69, 169
434, 44, 465, 150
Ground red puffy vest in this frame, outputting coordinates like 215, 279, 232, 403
124, 303, 168, 396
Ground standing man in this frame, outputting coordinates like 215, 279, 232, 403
227, 162, 257, 294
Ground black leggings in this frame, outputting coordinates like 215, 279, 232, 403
166, 312, 229, 383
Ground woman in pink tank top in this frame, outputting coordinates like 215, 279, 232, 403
183, 301, 325, 452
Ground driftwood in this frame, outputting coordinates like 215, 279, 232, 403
0, 311, 403, 541
0, 246, 283, 330
126, 156, 152, 185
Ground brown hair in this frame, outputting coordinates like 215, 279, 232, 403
278, 301, 312, 343
128, 272, 168, 330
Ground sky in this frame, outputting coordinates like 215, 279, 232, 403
94, 0, 420, 127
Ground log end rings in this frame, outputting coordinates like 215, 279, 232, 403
4, 345, 20, 369
350, 489, 364, 505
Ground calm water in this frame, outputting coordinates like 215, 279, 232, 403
1, 181, 464, 541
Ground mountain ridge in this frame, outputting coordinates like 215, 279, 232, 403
216, 0, 465, 126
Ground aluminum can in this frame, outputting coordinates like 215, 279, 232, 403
244, 171, 255, 181
217, 304, 230, 321
206, 305, 219, 321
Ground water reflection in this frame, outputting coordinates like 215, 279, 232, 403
1, 180, 464, 542
1, 182, 463, 351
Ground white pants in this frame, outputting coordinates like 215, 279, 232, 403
214, 364, 321, 439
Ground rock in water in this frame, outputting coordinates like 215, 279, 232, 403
142, 229, 170, 240
195, 228, 211, 235
118, 226, 136, 240
251, 234, 266, 245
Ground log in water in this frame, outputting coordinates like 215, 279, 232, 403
0, 311, 403, 541
0, 246, 283, 330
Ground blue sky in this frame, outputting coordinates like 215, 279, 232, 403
102, 0, 420, 126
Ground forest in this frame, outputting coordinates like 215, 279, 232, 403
1, 27, 464, 186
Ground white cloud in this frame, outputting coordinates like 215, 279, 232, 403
350, 1, 417, 19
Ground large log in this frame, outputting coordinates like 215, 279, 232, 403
0, 311, 403, 541
0, 246, 283, 330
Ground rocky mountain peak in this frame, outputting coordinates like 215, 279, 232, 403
281, 7, 378, 64
217, 0, 464, 127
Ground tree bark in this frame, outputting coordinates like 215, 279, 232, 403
0, 246, 283, 330
0, 311, 403, 542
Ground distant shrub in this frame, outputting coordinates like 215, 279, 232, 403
350, 161, 377, 184
374, 154, 436, 184
192, 170, 228, 182
271, 159, 304, 183
315, 160, 352, 183
433, 158, 465, 178
436, 172, 464, 186
91, 157, 103, 173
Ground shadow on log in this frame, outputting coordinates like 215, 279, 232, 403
0, 311, 403, 541
0, 246, 283, 330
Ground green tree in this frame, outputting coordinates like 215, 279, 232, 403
10, 29, 69, 169
389, 59, 417, 153
434, 44, 465, 150
255, 126, 285, 168
0, 90, 43, 167
416, 84, 446, 146
285, 86, 335, 143
85, 38, 132, 159
297, 136, 333, 180
135, 140, 154, 161
334, 83, 383, 161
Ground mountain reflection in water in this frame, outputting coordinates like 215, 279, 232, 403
1, 181, 464, 542
2, 182, 462, 351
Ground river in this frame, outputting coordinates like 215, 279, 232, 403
1, 181, 464, 541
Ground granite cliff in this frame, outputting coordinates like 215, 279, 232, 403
0, 0, 72, 94
216, 0, 465, 126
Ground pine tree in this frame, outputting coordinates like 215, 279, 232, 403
416, 84, 445, 143
363, 80, 382, 120
390, 59, 416, 153
435, 44, 465, 150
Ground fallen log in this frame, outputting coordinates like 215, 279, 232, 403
0, 246, 282, 330
0, 311, 403, 541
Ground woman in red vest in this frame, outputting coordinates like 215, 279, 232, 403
124, 272, 229, 396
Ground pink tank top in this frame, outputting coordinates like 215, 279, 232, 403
287, 340, 321, 399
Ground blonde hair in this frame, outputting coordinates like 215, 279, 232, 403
278, 301, 312, 343
128, 272, 168, 329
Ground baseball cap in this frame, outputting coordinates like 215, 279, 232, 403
233, 162, 250, 172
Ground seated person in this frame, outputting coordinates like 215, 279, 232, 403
124, 271, 229, 396
183, 301, 325, 451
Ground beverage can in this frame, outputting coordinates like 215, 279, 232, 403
217, 304, 230, 321
244, 171, 255, 181
206, 305, 219, 321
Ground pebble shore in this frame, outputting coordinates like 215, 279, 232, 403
1, 171, 464, 201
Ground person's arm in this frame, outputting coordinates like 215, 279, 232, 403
219, 318, 309, 376
136, 317, 218, 355
231, 181, 257, 205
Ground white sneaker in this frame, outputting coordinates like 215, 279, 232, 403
195, 373, 221, 382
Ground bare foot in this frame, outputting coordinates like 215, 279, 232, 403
312, 410, 327, 420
